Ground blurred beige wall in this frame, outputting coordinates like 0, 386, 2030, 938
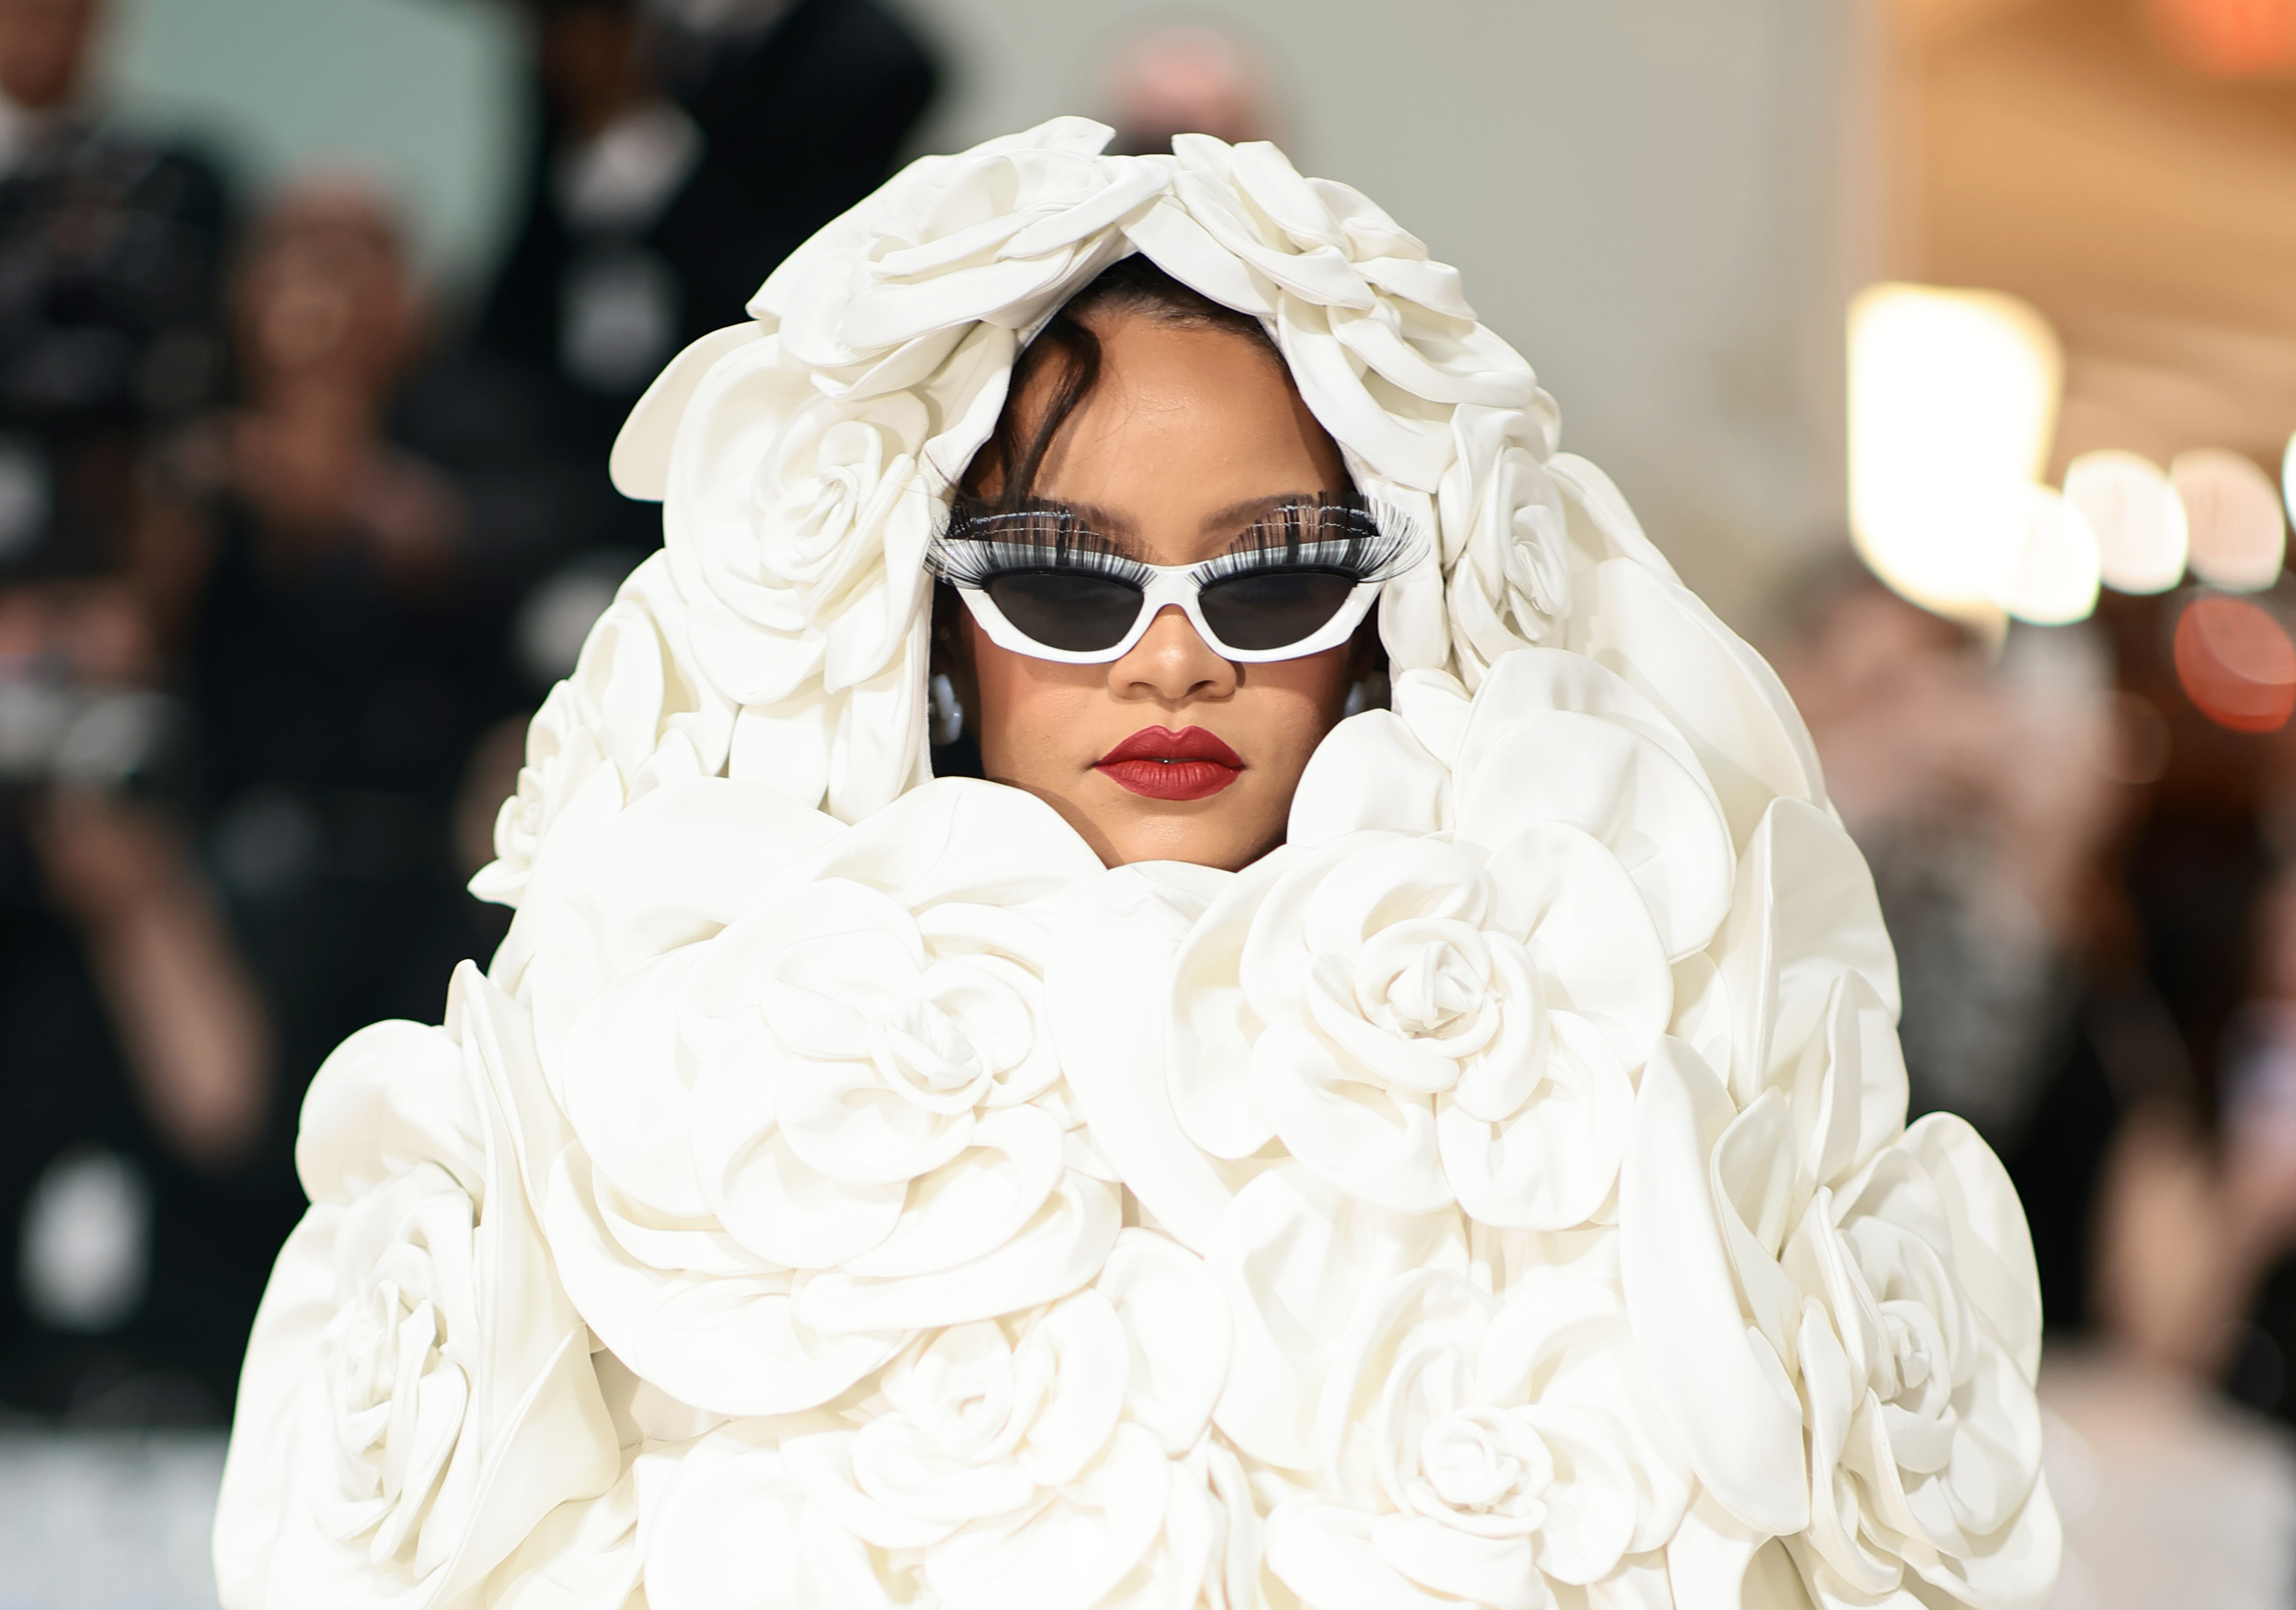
1897, 0, 2296, 483
99, 0, 528, 286
904, 0, 1878, 629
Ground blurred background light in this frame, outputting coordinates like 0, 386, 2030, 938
1849, 282, 2065, 625
2172, 448, 2287, 591
2065, 450, 2191, 594
2147, 0, 2296, 76
1990, 483, 2103, 625
2173, 592, 2296, 732
2281, 432, 2296, 536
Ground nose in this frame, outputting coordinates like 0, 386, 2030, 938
1108, 603, 1236, 707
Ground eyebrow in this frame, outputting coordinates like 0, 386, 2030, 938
953, 491, 1355, 561
1036, 499, 1138, 546
1208, 493, 1367, 557
1199, 493, 1325, 535
950, 498, 1150, 560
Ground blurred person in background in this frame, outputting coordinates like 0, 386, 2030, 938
0, 0, 225, 585
2, 575, 274, 1424
0, 0, 270, 1421
475, 0, 937, 465
2086, 706, 2296, 1424
149, 177, 532, 1126
1099, 23, 1272, 156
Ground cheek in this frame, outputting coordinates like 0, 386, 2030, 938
1242, 645, 1358, 745
965, 618, 1103, 776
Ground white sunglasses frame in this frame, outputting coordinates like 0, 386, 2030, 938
947, 557, 1385, 665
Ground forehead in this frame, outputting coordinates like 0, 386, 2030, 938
1020, 315, 1347, 566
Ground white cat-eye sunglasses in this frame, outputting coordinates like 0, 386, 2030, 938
929, 498, 1410, 665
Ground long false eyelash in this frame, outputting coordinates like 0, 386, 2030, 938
1195, 499, 1423, 586
928, 496, 1425, 588
928, 504, 1152, 589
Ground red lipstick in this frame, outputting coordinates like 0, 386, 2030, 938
1094, 726, 1244, 801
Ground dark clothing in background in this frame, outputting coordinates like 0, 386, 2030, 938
0, 120, 228, 577
649, 0, 937, 332
0, 867, 277, 1424
185, 507, 505, 1087
475, 0, 936, 467
0, 122, 242, 1419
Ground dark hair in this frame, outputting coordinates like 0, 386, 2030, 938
958, 256, 1302, 508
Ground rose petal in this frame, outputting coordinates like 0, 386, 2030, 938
838, 1106, 1064, 1278
1096, 1230, 1229, 1454
1440, 1012, 1631, 1231
924, 1424, 1173, 1610
796, 1170, 1120, 1333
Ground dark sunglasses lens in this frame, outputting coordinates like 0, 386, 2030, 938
984, 572, 1146, 653
1198, 571, 1359, 652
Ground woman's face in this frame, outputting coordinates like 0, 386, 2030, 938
955, 313, 1368, 871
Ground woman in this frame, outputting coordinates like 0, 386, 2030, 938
213, 122, 2058, 1610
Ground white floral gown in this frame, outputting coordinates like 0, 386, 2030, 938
210, 119, 2060, 1610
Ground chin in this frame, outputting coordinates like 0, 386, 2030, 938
1110, 815, 1277, 873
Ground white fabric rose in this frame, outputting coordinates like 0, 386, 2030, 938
1439, 404, 1573, 686
494, 777, 843, 1077
642, 1231, 1241, 1610
1171, 822, 1664, 1224
1126, 133, 1558, 680
1785, 1118, 2057, 1610
1620, 799, 1907, 1545
1292, 648, 1736, 964
1132, 135, 1540, 491
1628, 795, 1913, 1544
1210, 1166, 1468, 1473
1624, 949, 2054, 1605
532, 777, 1116, 1416
1565, 556, 1831, 853
755, 116, 1170, 373
660, 328, 999, 822
473, 553, 733, 910
1266, 1265, 1689, 1610
676, 365, 937, 705
1703, 798, 1901, 1109
214, 964, 619, 1609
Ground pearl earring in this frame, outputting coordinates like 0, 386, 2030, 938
930, 672, 965, 746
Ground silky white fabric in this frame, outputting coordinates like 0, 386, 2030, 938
216, 118, 2057, 1610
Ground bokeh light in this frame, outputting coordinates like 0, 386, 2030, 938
2065, 449, 2189, 594
2173, 593, 2296, 732
1990, 483, 2102, 624
2280, 429, 2296, 533
2173, 448, 2286, 591
2148, 0, 2296, 75
1849, 283, 2063, 624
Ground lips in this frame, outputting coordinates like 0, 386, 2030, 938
1094, 725, 1244, 801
